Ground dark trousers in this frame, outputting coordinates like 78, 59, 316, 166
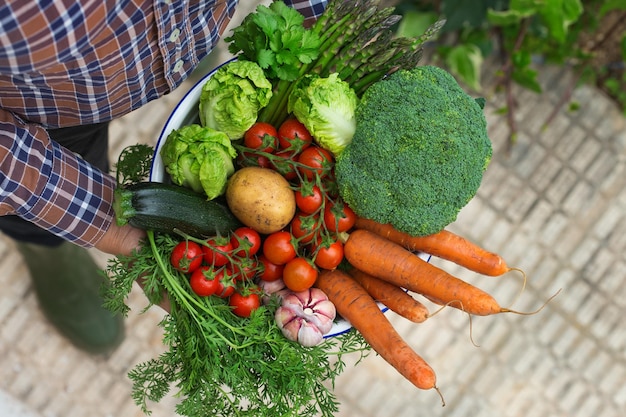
0, 123, 110, 246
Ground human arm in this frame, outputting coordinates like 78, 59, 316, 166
0, 109, 144, 256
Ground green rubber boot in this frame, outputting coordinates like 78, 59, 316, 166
17, 241, 125, 355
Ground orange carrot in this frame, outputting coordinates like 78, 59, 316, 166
354, 218, 512, 276
316, 269, 437, 391
348, 268, 429, 323
344, 229, 506, 316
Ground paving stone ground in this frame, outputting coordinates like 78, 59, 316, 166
1, 4, 625, 417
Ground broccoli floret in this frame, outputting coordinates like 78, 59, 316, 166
335, 66, 492, 236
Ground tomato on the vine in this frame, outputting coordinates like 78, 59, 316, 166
170, 241, 203, 273
215, 269, 236, 298
314, 240, 344, 270
229, 290, 261, 318
237, 152, 271, 169
290, 213, 320, 245
278, 119, 312, 152
262, 231, 297, 265
257, 254, 284, 282
271, 150, 298, 180
244, 122, 278, 152
226, 257, 257, 282
323, 203, 356, 233
189, 266, 221, 297
295, 184, 324, 214
230, 227, 262, 257
297, 146, 333, 180
282, 257, 318, 292
203, 237, 233, 267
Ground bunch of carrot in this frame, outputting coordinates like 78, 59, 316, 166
315, 217, 531, 400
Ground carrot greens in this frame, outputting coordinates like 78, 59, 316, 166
103, 230, 370, 417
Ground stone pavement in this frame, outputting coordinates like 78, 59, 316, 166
1, 5, 625, 417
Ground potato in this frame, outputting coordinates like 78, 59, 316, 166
225, 167, 296, 234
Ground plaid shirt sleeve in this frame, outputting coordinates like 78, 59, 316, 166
284, 0, 329, 25
0, 110, 115, 247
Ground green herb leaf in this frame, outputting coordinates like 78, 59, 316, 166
114, 144, 154, 186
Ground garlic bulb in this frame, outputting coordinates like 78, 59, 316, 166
275, 288, 336, 347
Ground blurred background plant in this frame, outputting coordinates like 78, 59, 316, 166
386, 0, 626, 151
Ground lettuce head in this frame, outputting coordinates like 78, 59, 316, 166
160, 124, 237, 200
288, 73, 358, 156
199, 60, 273, 139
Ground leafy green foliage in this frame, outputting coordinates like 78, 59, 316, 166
102, 231, 370, 417
226, 1, 322, 81
335, 66, 492, 236
114, 144, 153, 186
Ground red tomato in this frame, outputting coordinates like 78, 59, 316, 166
226, 257, 258, 282
170, 241, 203, 273
323, 203, 356, 233
229, 291, 261, 318
297, 146, 333, 180
278, 119, 312, 152
257, 254, 284, 282
189, 266, 221, 297
271, 150, 298, 180
290, 213, 319, 245
203, 237, 233, 267
282, 257, 318, 292
314, 240, 344, 270
244, 122, 278, 152
230, 227, 262, 257
237, 152, 272, 169
262, 231, 297, 265
215, 269, 236, 298
295, 184, 324, 214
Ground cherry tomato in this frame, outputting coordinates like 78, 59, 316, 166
230, 227, 262, 257
229, 290, 261, 318
314, 240, 344, 270
262, 231, 297, 265
278, 118, 312, 152
295, 184, 324, 214
226, 257, 258, 282
170, 241, 203, 273
203, 237, 233, 267
297, 146, 333, 180
290, 213, 320, 245
257, 254, 284, 282
215, 269, 236, 298
282, 257, 318, 292
323, 203, 357, 233
189, 266, 221, 297
271, 150, 298, 180
237, 152, 271, 169
244, 122, 278, 152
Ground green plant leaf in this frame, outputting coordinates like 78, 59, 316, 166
445, 44, 484, 91
599, 0, 626, 17
396, 11, 439, 38
487, 0, 540, 26
512, 66, 542, 93
538, 0, 583, 43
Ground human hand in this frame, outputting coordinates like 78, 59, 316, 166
95, 221, 146, 257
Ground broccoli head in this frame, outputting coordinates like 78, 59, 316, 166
335, 65, 492, 236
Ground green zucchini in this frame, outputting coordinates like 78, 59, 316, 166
113, 182, 241, 237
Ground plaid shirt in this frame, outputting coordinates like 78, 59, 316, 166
0, 0, 327, 248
